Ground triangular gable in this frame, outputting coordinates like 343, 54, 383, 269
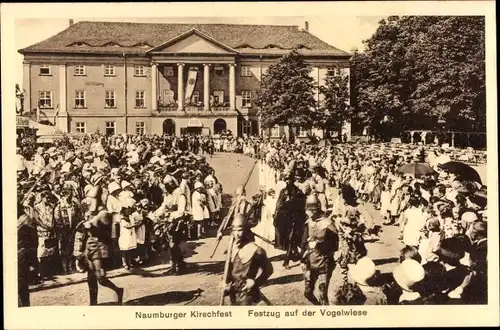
147, 29, 238, 54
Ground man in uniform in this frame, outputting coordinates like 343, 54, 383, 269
274, 167, 307, 269
301, 194, 339, 305
223, 214, 274, 305
80, 196, 124, 305
153, 175, 188, 274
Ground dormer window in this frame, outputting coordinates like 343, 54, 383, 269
72, 42, 87, 47
137, 43, 151, 49
295, 44, 310, 50
264, 44, 278, 49
105, 42, 121, 48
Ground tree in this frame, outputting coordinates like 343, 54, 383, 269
317, 68, 351, 139
255, 50, 316, 141
351, 16, 485, 136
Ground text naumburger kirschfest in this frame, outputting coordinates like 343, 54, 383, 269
135, 308, 368, 319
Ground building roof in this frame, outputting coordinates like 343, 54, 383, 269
19, 21, 351, 57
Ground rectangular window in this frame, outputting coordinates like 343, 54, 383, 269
271, 125, 280, 138
75, 90, 86, 108
241, 65, 252, 77
75, 122, 86, 133
135, 90, 145, 108
213, 90, 224, 105
192, 91, 200, 104
39, 65, 51, 75
105, 121, 116, 135
105, 90, 116, 108
135, 121, 145, 135
134, 66, 145, 76
214, 66, 224, 77
38, 91, 52, 108
241, 90, 252, 108
164, 66, 174, 77
74, 65, 86, 76
104, 65, 116, 76
242, 119, 251, 135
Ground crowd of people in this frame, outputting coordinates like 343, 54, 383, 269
245, 136, 488, 305
17, 131, 488, 306
17, 133, 233, 306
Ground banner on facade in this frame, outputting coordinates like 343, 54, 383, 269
185, 69, 198, 102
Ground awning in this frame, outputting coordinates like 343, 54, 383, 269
187, 118, 203, 128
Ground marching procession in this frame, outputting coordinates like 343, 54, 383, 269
17, 132, 488, 307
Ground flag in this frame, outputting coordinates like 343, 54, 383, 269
185, 69, 198, 102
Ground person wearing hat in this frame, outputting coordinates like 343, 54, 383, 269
17, 204, 38, 306
93, 149, 110, 173
463, 220, 487, 304
393, 259, 426, 304
435, 237, 472, 301
154, 174, 188, 274
300, 194, 338, 305
222, 214, 273, 306
32, 146, 46, 175
53, 187, 81, 274
80, 196, 124, 305
348, 256, 387, 305
274, 164, 307, 269
191, 181, 208, 238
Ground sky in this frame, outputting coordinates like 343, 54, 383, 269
14, 16, 384, 87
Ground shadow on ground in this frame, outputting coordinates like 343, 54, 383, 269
125, 288, 204, 306
190, 261, 225, 276
265, 273, 303, 287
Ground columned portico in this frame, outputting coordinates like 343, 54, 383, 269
229, 64, 236, 110
151, 63, 158, 112
177, 63, 185, 111
203, 64, 210, 111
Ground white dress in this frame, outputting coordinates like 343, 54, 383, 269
118, 217, 137, 251
252, 196, 276, 254
191, 191, 205, 222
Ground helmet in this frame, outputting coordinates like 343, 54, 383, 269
235, 185, 246, 196
305, 194, 321, 210
232, 214, 247, 230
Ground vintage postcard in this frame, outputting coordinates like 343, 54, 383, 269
2, 1, 498, 329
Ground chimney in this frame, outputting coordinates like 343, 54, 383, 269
69, 19, 74, 26
304, 21, 309, 32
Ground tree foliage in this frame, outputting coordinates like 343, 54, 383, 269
351, 16, 485, 133
317, 68, 351, 136
256, 50, 316, 133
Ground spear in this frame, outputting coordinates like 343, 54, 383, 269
219, 234, 234, 306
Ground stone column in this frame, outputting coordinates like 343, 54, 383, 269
177, 63, 184, 111
151, 63, 158, 112
57, 64, 68, 132
204, 64, 210, 111
22, 62, 31, 112
229, 64, 236, 110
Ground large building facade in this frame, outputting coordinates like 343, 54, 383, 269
20, 20, 352, 137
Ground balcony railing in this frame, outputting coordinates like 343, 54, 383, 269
185, 106, 205, 112
158, 104, 177, 112
212, 106, 231, 112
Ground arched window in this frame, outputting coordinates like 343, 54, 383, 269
163, 119, 176, 136
214, 119, 227, 134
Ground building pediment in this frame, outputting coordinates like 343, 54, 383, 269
148, 29, 238, 55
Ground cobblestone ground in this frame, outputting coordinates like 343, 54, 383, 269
29, 153, 486, 306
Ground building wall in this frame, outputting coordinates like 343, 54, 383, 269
24, 54, 351, 137
149, 116, 237, 135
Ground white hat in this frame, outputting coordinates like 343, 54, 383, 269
108, 181, 121, 194
194, 181, 204, 190
461, 211, 478, 224
348, 256, 377, 286
121, 180, 132, 189
163, 175, 175, 186
393, 259, 425, 292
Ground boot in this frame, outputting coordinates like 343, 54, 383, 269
89, 287, 98, 306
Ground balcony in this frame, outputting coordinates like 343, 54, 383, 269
212, 106, 231, 112
185, 106, 205, 113
158, 103, 178, 112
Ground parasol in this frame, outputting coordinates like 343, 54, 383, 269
397, 163, 436, 176
439, 161, 482, 184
